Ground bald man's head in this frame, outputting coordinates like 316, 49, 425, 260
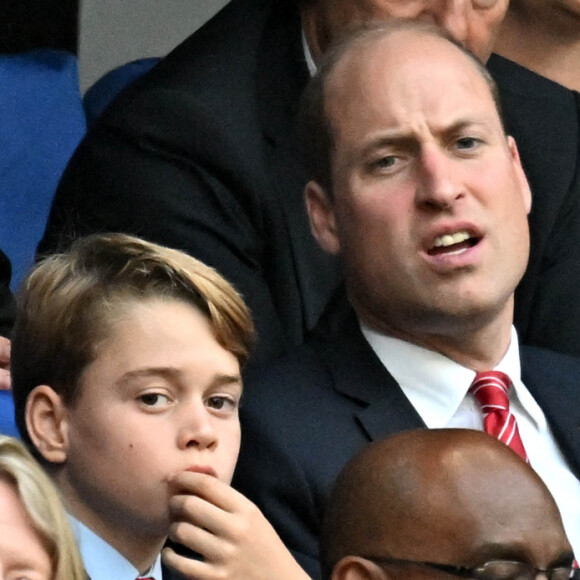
321, 430, 572, 580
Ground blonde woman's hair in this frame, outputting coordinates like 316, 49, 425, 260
0, 435, 86, 579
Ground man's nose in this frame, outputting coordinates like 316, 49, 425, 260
177, 403, 218, 450
415, 145, 465, 210
435, 0, 470, 49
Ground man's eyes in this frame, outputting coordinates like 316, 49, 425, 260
368, 155, 400, 173
455, 136, 484, 151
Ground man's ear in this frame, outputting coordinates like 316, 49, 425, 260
26, 385, 69, 464
305, 180, 341, 255
331, 556, 390, 580
507, 135, 532, 215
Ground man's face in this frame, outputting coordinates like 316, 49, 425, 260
56, 298, 241, 540
307, 31, 531, 343
0, 478, 52, 579
307, 0, 509, 62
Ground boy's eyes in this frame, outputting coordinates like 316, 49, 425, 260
206, 395, 239, 413
135, 391, 240, 413
138, 392, 171, 408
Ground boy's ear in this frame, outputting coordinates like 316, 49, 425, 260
26, 385, 69, 464
331, 556, 389, 580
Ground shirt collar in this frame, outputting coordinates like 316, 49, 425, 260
68, 515, 163, 580
360, 322, 543, 429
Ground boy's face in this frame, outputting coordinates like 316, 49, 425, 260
53, 298, 242, 539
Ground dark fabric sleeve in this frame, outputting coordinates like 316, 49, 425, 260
39, 89, 288, 366
234, 396, 324, 580
0, 249, 15, 338
514, 90, 580, 356
232, 350, 348, 580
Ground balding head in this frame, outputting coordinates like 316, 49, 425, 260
299, 20, 502, 194
322, 430, 572, 580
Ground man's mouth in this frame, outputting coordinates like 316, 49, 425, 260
428, 230, 480, 256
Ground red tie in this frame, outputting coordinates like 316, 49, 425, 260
469, 370, 528, 461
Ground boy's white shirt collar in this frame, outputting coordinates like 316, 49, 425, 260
68, 515, 163, 580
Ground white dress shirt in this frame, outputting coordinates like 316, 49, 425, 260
361, 322, 580, 556
68, 516, 163, 580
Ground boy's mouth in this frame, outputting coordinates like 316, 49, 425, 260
185, 465, 218, 478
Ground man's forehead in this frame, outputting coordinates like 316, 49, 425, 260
329, 29, 486, 98
326, 32, 498, 138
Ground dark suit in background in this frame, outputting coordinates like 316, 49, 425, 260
232, 309, 580, 579
39, 0, 580, 360
0, 249, 15, 338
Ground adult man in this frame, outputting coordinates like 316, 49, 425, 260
39, 0, 580, 364
232, 23, 580, 579
322, 429, 576, 580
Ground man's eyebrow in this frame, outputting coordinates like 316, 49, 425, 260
359, 117, 492, 155
439, 117, 492, 136
359, 133, 417, 157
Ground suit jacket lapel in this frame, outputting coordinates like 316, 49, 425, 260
314, 309, 426, 441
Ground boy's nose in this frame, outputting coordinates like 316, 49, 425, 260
177, 404, 218, 450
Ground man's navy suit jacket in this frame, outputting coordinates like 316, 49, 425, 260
233, 310, 580, 579
40, 0, 580, 361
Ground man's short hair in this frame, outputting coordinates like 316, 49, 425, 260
11, 233, 254, 454
0, 435, 86, 580
298, 19, 504, 193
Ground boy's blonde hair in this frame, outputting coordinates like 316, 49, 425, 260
0, 435, 87, 579
11, 233, 254, 453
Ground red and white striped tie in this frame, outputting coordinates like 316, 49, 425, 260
469, 370, 528, 461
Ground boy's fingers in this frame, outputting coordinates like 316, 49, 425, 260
168, 471, 245, 512
166, 520, 223, 563
169, 493, 231, 535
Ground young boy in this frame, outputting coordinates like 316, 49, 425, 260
11, 233, 309, 580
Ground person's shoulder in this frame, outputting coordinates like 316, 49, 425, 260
521, 344, 580, 374
94, 0, 300, 144
488, 53, 577, 105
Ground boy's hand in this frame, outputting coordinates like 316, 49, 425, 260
163, 471, 312, 580
0, 337, 11, 390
